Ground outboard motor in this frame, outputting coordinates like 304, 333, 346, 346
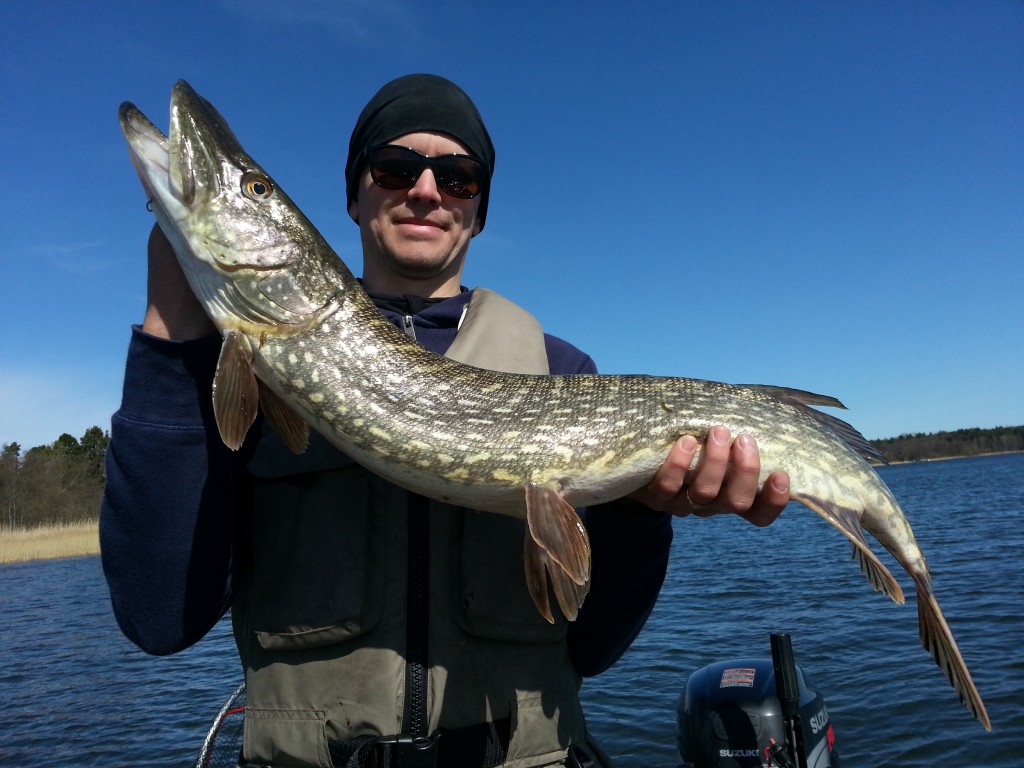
676, 634, 838, 768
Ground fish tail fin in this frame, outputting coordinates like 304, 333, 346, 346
914, 575, 992, 730
793, 492, 905, 604
522, 483, 592, 622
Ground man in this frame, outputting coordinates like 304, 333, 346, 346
101, 74, 789, 767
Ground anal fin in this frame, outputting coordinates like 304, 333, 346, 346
792, 492, 905, 604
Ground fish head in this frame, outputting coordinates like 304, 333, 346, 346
119, 80, 345, 332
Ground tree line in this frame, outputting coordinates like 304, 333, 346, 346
1, 424, 1021, 530
872, 425, 1024, 463
1, 427, 109, 530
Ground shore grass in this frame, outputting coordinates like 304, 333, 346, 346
0, 520, 100, 564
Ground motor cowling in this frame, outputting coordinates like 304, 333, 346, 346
676, 658, 839, 768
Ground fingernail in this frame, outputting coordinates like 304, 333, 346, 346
710, 426, 729, 445
679, 435, 698, 451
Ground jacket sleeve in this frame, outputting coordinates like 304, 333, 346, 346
542, 335, 674, 676
568, 503, 672, 676
99, 327, 253, 655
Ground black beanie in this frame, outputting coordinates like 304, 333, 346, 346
345, 74, 496, 231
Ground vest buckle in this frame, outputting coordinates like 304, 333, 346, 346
376, 732, 442, 767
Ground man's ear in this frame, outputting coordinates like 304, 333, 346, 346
471, 218, 482, 237
347, 200, 359, 224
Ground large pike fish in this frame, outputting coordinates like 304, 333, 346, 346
119, 80, 989, 729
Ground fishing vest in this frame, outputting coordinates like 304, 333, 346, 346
236, 288, 588, 768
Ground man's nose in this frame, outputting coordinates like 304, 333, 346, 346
407, 168, 442, 202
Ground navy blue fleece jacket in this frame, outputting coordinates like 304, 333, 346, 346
100, 289, 672, 675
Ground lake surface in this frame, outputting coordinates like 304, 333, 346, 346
2, 453, 1021, 766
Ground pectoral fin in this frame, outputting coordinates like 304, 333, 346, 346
212, 330, 260, 450
523, 482, 592, 622
258, 381, 309, 454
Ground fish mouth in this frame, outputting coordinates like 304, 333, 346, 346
119, 101, 171, 204
119, 80, 228, 212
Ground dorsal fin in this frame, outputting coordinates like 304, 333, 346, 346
740, 384, 887, 465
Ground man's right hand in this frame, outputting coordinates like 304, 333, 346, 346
141, 224, 216, 340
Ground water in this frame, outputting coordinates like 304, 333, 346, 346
1, 454, 1021, 766
0, 557, 239, 767
581, 453, 1024, 766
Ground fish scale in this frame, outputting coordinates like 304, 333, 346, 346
119, 79, 990, 731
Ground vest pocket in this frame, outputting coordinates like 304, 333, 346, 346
244, 707, 331, 767
455, 509, 570, 643
247, 453, 387, 650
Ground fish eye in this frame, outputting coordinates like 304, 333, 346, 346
242, 173, 274, 200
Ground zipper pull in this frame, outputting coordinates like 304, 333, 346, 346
402, 315, 417, 340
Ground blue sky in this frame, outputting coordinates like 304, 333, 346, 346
2, 1, 1021, 450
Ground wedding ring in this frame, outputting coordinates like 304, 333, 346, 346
684, 489, 707, 511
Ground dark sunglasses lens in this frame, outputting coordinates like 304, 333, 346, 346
432, 157, 482, 199
369, 147, 419, 190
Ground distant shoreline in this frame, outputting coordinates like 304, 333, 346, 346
4, 451, 1020, 565
882, 449, 1024, 466
0, 521, 99, 564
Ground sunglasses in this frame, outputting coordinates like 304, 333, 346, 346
364, 144, 486, 199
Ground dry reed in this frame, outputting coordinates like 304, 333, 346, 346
0, 520, 100, 564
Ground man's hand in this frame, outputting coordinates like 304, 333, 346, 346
141, 224, 216, 340
628, 426, 789, 527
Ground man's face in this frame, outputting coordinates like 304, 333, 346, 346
349, 131, 483, 295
